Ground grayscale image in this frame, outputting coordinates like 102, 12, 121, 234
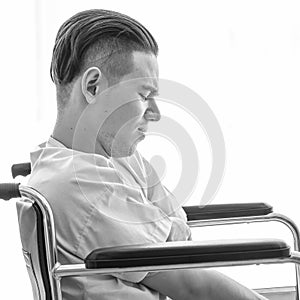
0, 1, 300, 299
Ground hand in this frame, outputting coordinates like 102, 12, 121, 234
167, 217, 191, 241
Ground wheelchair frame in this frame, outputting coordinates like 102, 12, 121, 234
17, 184, 300, 300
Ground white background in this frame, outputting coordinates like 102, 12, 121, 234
0, 0, 300, 298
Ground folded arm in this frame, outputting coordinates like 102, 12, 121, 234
141, 268, 268, 300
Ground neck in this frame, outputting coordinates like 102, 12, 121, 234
52, 113, 110, 158
52, 115, 76, 150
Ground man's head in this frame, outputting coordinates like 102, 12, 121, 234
51, 9, 161, 157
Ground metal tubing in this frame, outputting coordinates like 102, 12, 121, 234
19, 186, 62, 300
54, 271, 62, 300
290, 251, 300, 264
188, 213, 300, 300
53, 257, 294, 279
17, 187, 300, 300
272, 214, 300, 300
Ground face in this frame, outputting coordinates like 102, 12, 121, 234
95, 51, 161, 157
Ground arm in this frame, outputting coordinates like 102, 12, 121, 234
167, 216, 192, 241
141, 269, 268, 300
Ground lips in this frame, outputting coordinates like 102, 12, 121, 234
136, 128, 146, 142
137, 127, 147, 133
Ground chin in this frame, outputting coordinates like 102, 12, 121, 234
126, 141, 139, 157
110, 137, 141, 158
110, 144, 135, 158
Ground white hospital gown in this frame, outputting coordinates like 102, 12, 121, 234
27, 137, 190, 300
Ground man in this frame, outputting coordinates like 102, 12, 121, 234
27, 9, 267, 299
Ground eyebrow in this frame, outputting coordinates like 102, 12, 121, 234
141, 84, 159, 96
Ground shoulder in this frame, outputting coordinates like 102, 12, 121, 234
28, 146, 123, 208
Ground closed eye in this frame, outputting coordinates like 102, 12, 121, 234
139, 94, 148, 101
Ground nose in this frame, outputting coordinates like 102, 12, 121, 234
144, 99, 161, 122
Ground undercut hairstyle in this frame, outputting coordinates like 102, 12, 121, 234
50, 9, 158, 108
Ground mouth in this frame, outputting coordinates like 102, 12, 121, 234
137, 127, 147, 133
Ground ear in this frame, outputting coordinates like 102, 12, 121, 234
81, 67, 102, 104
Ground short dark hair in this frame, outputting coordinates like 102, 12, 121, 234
50, 9, 158, 86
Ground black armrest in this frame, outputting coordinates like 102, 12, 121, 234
11, 163, 31, 178
0, 183, 21, 200
85, 239, 289, 269
183, 203, 273, 221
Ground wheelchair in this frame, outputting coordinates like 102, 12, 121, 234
1, 162, 300, 300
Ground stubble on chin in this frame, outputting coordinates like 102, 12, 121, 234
98, 131, 142, 158
99, 132, 127, 158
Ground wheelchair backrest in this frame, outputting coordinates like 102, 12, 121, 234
14, 163, 54, 300
17, 200, 52, 300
